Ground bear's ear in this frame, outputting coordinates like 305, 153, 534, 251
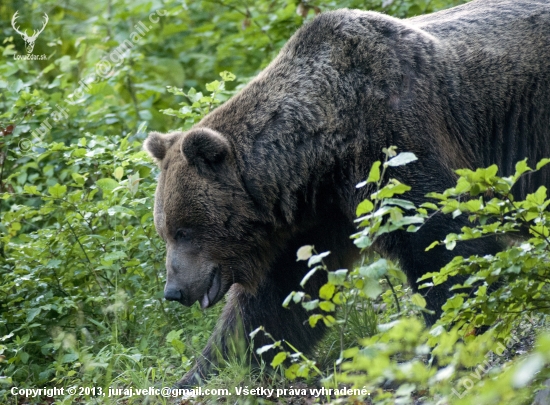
181, 128, 230, 168
144, 131, 180, 161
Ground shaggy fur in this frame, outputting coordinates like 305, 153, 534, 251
145, 0, 550, 387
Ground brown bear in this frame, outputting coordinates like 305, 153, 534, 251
145, 0, 550, 387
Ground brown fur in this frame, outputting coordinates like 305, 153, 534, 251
145, 0, 550, 387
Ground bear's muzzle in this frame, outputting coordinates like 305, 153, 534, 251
164, 288, 183, 302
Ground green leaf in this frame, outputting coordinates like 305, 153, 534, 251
445, 239, 456, 250
256, 344, 274, 355
61, 353, 79, 363
113, 167, 124, 181
420, 202, 438, 210
205, 80, 221, 92
383, 146, 398, 157
442, 295, 464, 311
385, 152, 418, 167
307, 251, 330, 267
71, 173, 86, 186
308, 314, 323, 328
319, 283, 336, 300
383, 198, 416, 210
282, 292, 294, 308
285, 363, 300, 379
26, 308, 41, 323
19, 351, 29, 364
219, 71, 236, 82
343, 347, 359, 358
97, 178, 119, 192
327, 269, 347, 286
103, 251, 127, 261
323, 315, 336, 327
373, 182, 411, 199
271, 351, 287, 367
462, 198, 482, 212
367, 161, 381, 183
249, 327, 263, 339
362, 279, 382, 299
332, 292, 344, 304
534, 186, 547, 204
454, 177, 471, 194
356, 199, 374, 216
166, 329, 183, 343
72, 148, 87, 157
23, 185, 40, 195
48, 183, 67, 198
514, 159, 532, 178
411, 293, 427, 308
359, 259, 388, 278
292, 291, 305, 304
319, 300, 335, 312
536, 158, 550, 170
302, 299, 319, 311
296, 245, 313, 261
484, 164, 499, 180
171, 339, 185, 354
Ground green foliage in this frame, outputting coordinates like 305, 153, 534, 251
279, 151, 550, 404
0, 132, 220, 402
161, 71, 237, 130
419, 160, 550, 334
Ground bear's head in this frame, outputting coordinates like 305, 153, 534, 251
144, 128, 266, 308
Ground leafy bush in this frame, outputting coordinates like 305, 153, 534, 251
263, 149, 550, 404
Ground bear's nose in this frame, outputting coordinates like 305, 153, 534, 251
164, 288, 182, 302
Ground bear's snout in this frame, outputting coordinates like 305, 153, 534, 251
164, 288, 183, 302
164, 283, 197, 306
164, 257, 224, 308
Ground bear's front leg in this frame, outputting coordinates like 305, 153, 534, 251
175, 271, 328, 388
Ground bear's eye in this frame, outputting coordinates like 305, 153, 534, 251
175, 228, 192, 242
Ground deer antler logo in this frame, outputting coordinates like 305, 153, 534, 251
11, 11, 49, 54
